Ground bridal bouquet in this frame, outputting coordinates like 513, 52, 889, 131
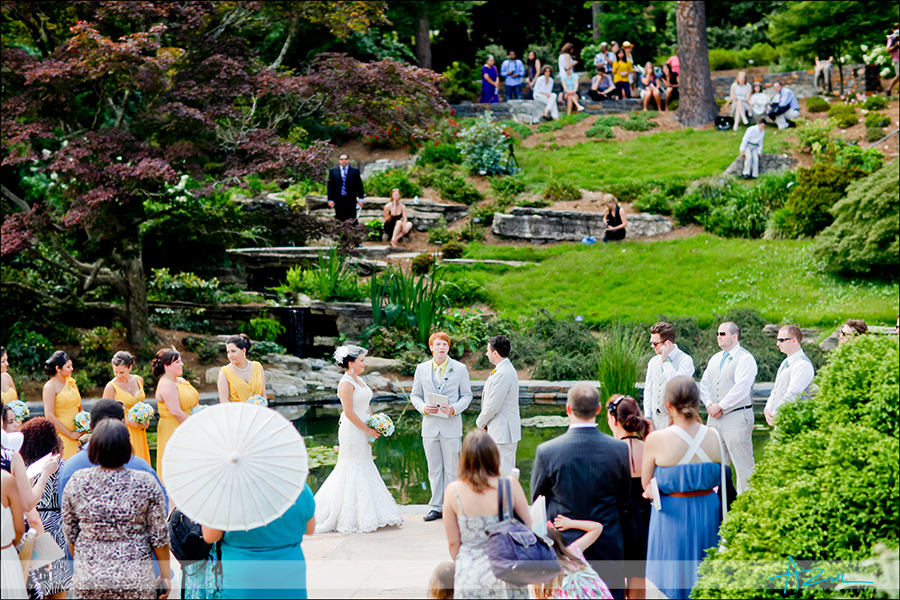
366, 413, 395, 445
7, 400, 29, 422
73, 411, 92, 433
128, 402, 154, 426
247, 394, 268, 407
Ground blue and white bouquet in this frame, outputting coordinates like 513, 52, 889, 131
7, 400, 29, 422
128, 402, 154, 426
366, 413, 395, 445
190, 404, 207, 416
73, 411, 92, 433
246, 394, 268, 407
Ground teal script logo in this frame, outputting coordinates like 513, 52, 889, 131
769, 556, 874, 593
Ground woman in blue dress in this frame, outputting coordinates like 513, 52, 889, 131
641, 376, 726, 599
203, 483, 316, 599
480, 55, 499, 103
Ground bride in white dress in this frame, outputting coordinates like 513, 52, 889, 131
314, 345, 403, 533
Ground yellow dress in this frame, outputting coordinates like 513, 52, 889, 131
54, 377, 82, 459
1, 385, 17, 405
222, 362, 265, 402
112, 378, 152, 465
156, 378, 199, 478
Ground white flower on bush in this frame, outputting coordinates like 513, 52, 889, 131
456, 113, 510, 176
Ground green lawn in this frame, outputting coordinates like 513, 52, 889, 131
459, 235, 898, 331
516, 128, 742, 189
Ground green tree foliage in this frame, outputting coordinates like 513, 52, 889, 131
812, 164, 899, 278
777, 162, 865, 239
693, 335, 899, 599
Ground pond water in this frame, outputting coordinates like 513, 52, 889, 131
290, 402, 775, 503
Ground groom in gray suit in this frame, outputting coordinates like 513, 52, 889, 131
476, 335, 521, 476
410, 332, 473, 522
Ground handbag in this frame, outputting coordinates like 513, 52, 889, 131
485, 477, 560, 586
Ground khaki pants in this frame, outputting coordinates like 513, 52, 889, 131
497, 442, 518, 477
423, 435, 461, 511
707, 408, 755, 494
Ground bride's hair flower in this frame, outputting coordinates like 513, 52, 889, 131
333, 345, 368, 368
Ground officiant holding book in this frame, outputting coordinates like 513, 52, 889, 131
410, 332, 473, 522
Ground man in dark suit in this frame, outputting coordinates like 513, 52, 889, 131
327, 153, 365, 221
531, 382, 630, 600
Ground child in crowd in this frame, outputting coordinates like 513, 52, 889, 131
534, 516, 613, 599
429, 561, 455, 599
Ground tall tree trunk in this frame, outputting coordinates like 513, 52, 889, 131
122, 253, 153, 348
415, 13, 432, 70
675, 1, 719, 127
592, 2, 602, 42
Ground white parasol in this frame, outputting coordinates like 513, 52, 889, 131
161, 402, 309, 531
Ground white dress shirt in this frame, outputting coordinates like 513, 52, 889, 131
699, 343, 758, 412
643, 344, 695, 418
739, 125, 765, 154
765, 350, 815, 415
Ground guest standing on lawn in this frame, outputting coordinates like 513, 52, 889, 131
327, 153, 365, 222
102, 351, 151, 464
612, 49, 633, 99
480, 55, 499, 103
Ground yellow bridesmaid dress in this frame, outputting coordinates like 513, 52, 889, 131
112, 377, 152, 464
54, 377, 82, 459
222, 362, 265, 402
156, 378, 199, 477
1, 386, 16, 405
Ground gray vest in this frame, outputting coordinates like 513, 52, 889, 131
708, 348, 753, 410
648, 350, 691, 413
770, 352, 815, 407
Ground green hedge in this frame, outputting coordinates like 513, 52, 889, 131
693, 335, 900, 599
805, 96, 830, 113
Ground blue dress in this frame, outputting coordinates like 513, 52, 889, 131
220, 484, 316, 599
646, 463, 722, 599
481, 65, 499, 103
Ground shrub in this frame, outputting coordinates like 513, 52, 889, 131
364, 326, 418, 359
457, 223, 485, 242
248, 317, 285, 343
605, 181, 654, 204
633, 189, 673, 215
861, 94, 888, 111
794, 118, 835, 155
586, 123, 614, 139
366, 219, 384, 241
673, 192, 712, 226
812, 163, 899, 277
441, 239, 465, 259
739, 42, 778, 66
410, 252, 435, 275
442, 275, 491, 306
826, 102, 858, 128
805, 96, 830, 113
325, 219, 367, 255
364, 169, 422, 198
621, 112, 659, 132
456, 113, 511, 175
489, 176, 527, 200
778, 162, 866, 238
5, 329, 54, 378
536, 112, 590, 133
476, 44, 508, 70
864, 112, 891, 128
79, 326, 121, 360
833, 141, 884, 175
182, 337, 220, 364
707, 194, 768, 238
593, 115, 626, 128
418, 142, 462, 166
543, 181, 582, 201
443, 181, 483, 205
426, 223, 454, 245
469, 203, 499, 227
693, 335, 899, 599
515, 197, 553, 208
439, 61, 480, 104
149, 269, 220, 305
251, 341, 286, 357
867, 125, 886, 142
500, 120, 532, 140
149, 307, 211, 333
708, 48, 745, 71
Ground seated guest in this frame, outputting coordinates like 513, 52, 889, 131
640, 62, 662, 111
533, 66, 560, 120
603, 197, 627, 242
728, 71, 752, 130
767, 81, 800, 129
62, 420, 171, 599
383, 189, 413, 248
748, 82, 769, 123
589, 67, 617, 101
662, 63, 679, 109
561, 63, 585, 115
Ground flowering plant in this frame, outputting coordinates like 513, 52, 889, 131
247, 394, 268, 407
7, 400, 29, 422
366, 413, 395, 445
128, 402, 154, 426
456, 113, 512, 175
73, 411, 92, 433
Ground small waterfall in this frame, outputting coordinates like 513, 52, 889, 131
286, 307, 310, 357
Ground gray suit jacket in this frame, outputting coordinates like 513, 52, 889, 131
476, 358, 521, 444
410, 358, 472, 439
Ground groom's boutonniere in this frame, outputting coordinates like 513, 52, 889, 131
491, 368, 497, 374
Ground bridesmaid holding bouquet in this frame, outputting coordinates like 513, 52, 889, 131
154, 348, 199, 478
42, 351, 82, 459
217, 334, 266, 404
102, 351, 151, 464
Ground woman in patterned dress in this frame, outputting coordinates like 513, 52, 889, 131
62, 420, 171, 599
443, 430, 532, 599
19, 417, 72, 599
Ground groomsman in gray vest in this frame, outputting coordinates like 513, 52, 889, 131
643, 322, 695, 431
764, 324, 815, 427
699, 322, 758, 494
410, 332, 473, 522
476, 335, 521, 476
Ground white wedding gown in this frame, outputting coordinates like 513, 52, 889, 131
314, 374, 403, 533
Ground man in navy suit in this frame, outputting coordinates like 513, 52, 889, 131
327, 153, 365, 221
531, 382, 630, 599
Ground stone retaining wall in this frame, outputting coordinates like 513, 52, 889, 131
305, 194, 468, 230
711, 63, 867, 99
723, 153, 796, 177
492, 207, 672, 241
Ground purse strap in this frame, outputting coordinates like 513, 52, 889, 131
496, 477, 516, 523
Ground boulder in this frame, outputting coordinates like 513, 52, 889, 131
262, 354, 312, 376
362, 373, 391, 391
492, 207, 672, 241
308, 358, 332, 371
266, 369, 309, 397
363, 357, 403, 373
305, 369, 345, 388
205, 366, 222, 385
361, 156, 420, 180
507, 100, 546, 125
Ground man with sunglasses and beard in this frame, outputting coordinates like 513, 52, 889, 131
643, 322, 695, 431
699, 322, 758, 495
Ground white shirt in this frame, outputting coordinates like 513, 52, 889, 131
643, 344, 695, 418
533, 75, 555, 99
558, 54, 572, 78
765, 350, 815, 415
750, 92, 769, 115
568, 422, 598, 429
699, 343, 758, 412
740, 125, 765, 154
